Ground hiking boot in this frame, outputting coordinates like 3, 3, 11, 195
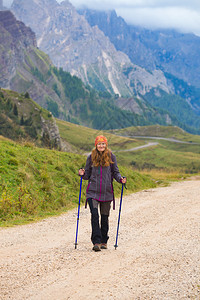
101, 243, 107, 249
92, 244, 101, 252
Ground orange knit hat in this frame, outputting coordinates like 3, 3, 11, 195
95, 135, 108, 147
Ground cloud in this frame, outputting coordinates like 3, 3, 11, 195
68, 0, 200, 36
116, 6, 200, 35
69, 0, 200, 10
2, 0, 12, 7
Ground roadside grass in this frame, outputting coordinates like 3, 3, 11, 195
0, 136, 156, 226
138, 169, 188, 186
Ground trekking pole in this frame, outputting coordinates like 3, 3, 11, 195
75, 176, 83, 249
114, 182, 124, 250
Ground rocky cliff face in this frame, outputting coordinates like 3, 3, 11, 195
79, 8, 200, 115
0, 10, 37, 88
11, 0, 172, 98
79, 9, 200, 89
0, 10, 36, 47
11, 0, 130, 96
40, 115, 61, 149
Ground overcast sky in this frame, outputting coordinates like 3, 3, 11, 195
3, 0, 200, 36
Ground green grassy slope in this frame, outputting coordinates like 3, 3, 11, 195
0, 136, 156, 226
0, 88, 57, 147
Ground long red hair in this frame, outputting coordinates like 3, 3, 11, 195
91, 147, 113, 167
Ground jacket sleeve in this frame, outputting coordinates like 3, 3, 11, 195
82, 155, 92, 180
111, 153, 122, 183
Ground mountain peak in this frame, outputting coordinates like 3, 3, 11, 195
11, 0, 135, 96
0, 10, 36, 47
12, 0, 58, 6
0, 10, 38, 88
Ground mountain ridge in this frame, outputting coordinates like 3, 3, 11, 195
0, 11, 179, 132
1, 6, 200, 134
79, 9, 200, 87
79, 8, 200, 114
11, 0, 174, 99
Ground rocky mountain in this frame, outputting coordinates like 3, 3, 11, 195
10, 0, 200, 133
78, 9, 200, 114
1, 7, 200, 134
0, 10, 37, 88
11, 0, 173, 99
0, 10, 180, 132
79, 9, 200, 87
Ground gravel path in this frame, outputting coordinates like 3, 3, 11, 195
0, 179, 200, 299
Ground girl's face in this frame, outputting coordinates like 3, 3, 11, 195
96, 142, 106, 152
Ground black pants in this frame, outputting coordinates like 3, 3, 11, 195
88, 198, 111, 245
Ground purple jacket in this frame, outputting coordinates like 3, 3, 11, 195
82, 153, 122, 204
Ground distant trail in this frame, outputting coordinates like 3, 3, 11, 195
84, 142, 158, 156
83, 135, 200, 155
119, 135, 200, 144
115, 142, 158, 152
0, 179, 200, 299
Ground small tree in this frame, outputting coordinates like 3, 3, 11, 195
13, 104, 18, 116
24, 92, 30, 99
20, 115, 24, 125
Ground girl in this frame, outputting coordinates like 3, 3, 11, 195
79, 135, 127, 252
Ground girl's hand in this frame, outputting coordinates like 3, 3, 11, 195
79, 168, 85, 176
121, 177, 127, 184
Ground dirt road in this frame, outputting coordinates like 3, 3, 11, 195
0, 179, 200, 299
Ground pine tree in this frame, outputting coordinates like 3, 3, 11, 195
20, 115, 24, 125
24, 92, 30, 99
13, 104, 18, 116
